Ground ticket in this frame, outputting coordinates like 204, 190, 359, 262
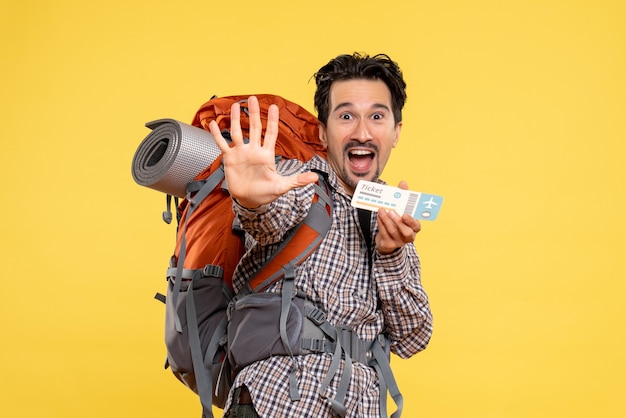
351, 180, 444, 221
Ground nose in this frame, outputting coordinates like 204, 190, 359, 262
352, 119, 372, 142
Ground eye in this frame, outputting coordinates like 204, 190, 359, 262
371, 112, 384, 120
339, 113, 353, 120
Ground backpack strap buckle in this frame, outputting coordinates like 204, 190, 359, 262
202, 264, 224, 279
300, 337, 327, 353
306, 307, 327, 326
337, 326, 368, 364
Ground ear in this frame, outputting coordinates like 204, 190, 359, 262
392, 121, 402, 148
318, 122, 328, 148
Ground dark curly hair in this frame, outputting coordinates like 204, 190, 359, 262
313, 52, 407, 126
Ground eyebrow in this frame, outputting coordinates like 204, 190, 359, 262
331, 102, 392, 114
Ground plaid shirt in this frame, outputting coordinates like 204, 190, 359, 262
224, 156, 433, 417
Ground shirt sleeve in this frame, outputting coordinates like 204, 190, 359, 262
373, 244, 434, 358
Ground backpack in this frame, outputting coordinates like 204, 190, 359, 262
132, 94, 332, 417
132, 95, 404, 418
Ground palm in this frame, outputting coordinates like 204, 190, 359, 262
219, 136, 283, 207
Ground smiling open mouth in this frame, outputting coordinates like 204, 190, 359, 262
348, 149, 375, 172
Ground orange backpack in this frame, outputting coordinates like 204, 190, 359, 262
133, 95, 332, 417
178, 94, 328, 293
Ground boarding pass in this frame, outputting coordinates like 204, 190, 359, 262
351, 180, 444, 221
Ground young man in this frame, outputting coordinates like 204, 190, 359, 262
210, 53, 433, 418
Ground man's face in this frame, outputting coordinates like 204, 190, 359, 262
319, 79, 402, 195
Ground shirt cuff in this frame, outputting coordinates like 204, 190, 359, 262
232, 198, 273, 219
374, 246, 410, 284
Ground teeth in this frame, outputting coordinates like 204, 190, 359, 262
349, 150, 373, 156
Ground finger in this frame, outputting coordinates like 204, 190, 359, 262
397, 180, 409, 190
292, 171, 319, 188
247, 96, 261, 145
263, 104, 279, 150
379, 209, 399, 234
401, 214, 422, 234
229, 101, 243, 145
275, 171, 319, 196
389, 210, 417, 241
209, 120, 232, 154
376, 209, 394, 240
380, 209, 414, 243
375, 209, 402, 254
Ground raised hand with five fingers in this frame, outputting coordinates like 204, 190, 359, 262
209, 96, 319, 209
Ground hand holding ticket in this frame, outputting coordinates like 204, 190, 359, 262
351, 180, 444, 221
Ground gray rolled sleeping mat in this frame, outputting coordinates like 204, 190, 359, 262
131, 119, 221, 198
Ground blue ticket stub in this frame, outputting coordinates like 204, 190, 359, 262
351, 180, 444, 221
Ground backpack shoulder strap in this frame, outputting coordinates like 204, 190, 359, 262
246, 171, 333, 293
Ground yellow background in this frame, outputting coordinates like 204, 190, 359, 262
1, 0, 625, 417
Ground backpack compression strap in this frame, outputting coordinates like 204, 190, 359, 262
165, 166, 228, 418
370, 337, 404, 418
169, 165, 226, 333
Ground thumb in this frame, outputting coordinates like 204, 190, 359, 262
397, 180, 409, 190
279, 171, 320, 194
293, 171, 320, 188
